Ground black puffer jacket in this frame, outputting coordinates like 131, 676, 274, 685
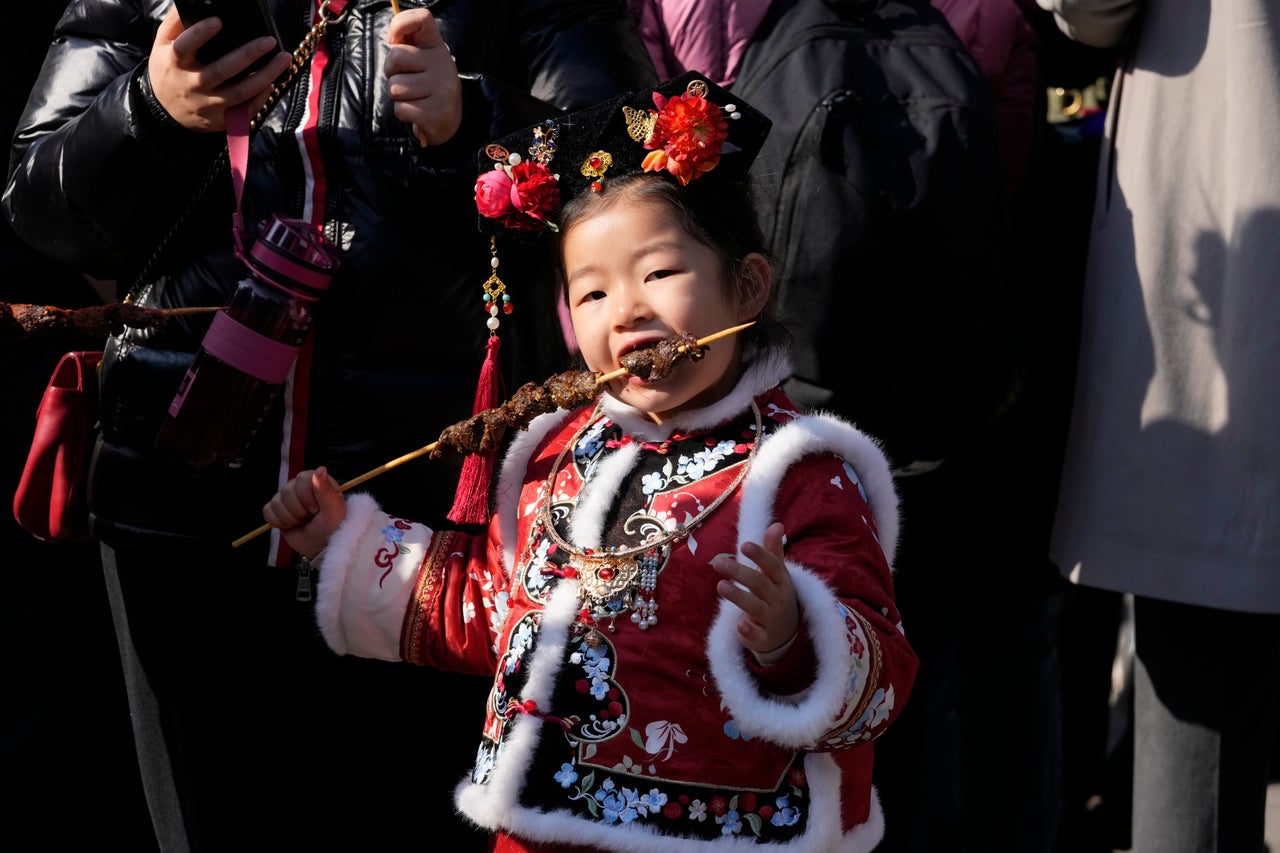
5, 0, 655, 555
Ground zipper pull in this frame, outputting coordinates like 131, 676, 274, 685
295, 555, 314, 602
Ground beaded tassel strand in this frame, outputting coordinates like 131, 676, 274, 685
630, 548, 661, 629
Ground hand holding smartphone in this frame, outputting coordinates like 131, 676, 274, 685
173, 0, 283, 75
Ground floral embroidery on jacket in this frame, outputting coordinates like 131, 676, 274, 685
551, 762, 811, 840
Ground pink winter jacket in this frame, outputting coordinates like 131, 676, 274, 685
632, 0, 774, 86
933, 0, 1039, 197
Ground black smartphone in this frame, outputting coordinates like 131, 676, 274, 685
173, 0, 283, 73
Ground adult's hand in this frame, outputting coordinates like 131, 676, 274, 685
386, 8, 462, 145
147, 5, 291, 133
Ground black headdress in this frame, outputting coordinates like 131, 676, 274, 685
473, 71, 772, 238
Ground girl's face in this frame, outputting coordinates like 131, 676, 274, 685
563, 198, 764, 422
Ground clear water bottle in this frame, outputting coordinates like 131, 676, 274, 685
155, 215, 340, 477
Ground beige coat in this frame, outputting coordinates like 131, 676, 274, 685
1040, 0, 1280, 613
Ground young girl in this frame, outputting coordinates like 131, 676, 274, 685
263, 72, 916, 852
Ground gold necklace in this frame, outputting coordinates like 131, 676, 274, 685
535, 401, 763, 639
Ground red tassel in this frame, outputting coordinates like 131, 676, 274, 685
448, 335, 503, 525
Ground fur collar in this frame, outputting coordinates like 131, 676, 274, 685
599, 347, 791, 441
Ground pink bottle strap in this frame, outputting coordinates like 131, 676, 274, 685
222, 0, 349, 569
226, 103, 254, 260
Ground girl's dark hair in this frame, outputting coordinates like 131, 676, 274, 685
556, 173, 789, 355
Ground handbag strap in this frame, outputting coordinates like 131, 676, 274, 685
127, 1, 349, 302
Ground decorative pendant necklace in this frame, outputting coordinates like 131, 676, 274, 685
535, 401, 763, 642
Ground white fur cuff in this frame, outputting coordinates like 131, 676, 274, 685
707, 563, 865, 747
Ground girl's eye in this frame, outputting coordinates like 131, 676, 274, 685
645, 269, 677, 282
582, 290, 607, 303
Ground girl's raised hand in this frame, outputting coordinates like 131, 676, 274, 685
262, 466, 347, 559
711, 522, 800, 657
385, 8, 461, 145
147, 5, 290, 133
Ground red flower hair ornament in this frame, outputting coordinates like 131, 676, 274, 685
639, 89, 730, 186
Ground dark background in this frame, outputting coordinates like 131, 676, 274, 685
1, 6, 156, 849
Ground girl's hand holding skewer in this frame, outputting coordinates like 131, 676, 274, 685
262, 466, 347, 559
711, 522, 801, 659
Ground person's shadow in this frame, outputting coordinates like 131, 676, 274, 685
1175, 212, 1280, 560
1061, 203, 1280, 599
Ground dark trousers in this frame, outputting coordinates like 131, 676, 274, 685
103, 542, 491, 853
1130, 596, 1280, 853
873, 463, 1064, 853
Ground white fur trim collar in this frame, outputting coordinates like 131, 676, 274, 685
568, 441, 641, 548
600, 348, 791, 441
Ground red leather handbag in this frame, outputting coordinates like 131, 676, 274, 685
13, 350, 103, 542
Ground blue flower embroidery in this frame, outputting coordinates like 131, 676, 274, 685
554, 763, 579, 789
380, 524, 404, 544
716, 809, 743, 835
581, 646, 611, 680
575, 418, 611, 461
523, 538, 554, 593
638, 789, 667, 815
858, 686, 893, 729
472, 741, 497, 784
771, 796, 801, 827
677, 454, 705, 479
573, 642, 614, 700
674, 440, 739, 482
594, 780, 640, 824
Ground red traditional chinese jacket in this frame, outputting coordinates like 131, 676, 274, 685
314, 353, 917, 851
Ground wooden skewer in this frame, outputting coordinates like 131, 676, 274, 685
389, 0, 401, 13
159, 306, 224, 316
231, 321, 754, 548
